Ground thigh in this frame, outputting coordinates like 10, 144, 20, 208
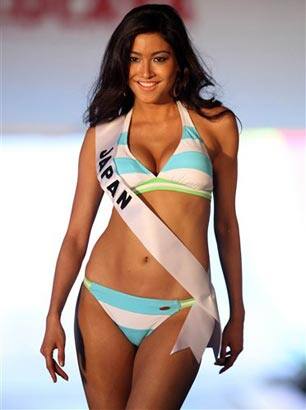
126, 307, 201, 410
74, 283, 137, 410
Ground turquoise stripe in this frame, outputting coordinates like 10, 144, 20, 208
114, 157, 150, 174
163, 151, 213, 176
114, 150, 212, 176
183, 126, 202, 140
117, 127, 212, 175
87, 280, 181, 315
117, 132, 127, 144
118, 325, 153, 346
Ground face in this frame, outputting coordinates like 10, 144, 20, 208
128, 32, 180, 103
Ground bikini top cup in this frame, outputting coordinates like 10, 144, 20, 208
114, 100, 214, 200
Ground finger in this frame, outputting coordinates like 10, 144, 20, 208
45, 353, 57, 383
54, 361, 69, 381
215, 352, 226, 364
215, 345, 231, 365
215, 349, 231, 362
219, 363, 233, 374
57, 346, 65, 367
220, 341, 227, 357
219, 353, 239, 374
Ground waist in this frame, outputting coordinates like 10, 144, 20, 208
85, 203, 210, 299
85, 238, 209, 299
83, 275, 196, 308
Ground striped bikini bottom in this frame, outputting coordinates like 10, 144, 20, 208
82, 275, 196, 346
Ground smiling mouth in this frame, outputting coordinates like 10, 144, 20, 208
137, 81, 159, 91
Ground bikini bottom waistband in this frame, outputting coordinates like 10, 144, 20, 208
83, 275, 196, 313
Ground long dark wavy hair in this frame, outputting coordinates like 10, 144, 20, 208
83, 3, 242, 131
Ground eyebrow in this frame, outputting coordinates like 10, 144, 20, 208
130, 50, 171, 56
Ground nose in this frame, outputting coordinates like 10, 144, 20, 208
139, 59, 154, 78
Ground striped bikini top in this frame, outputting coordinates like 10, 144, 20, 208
114, 100, 213, 200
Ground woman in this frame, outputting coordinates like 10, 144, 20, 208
40, 4, 245, 409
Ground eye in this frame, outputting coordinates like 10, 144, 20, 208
129, 56, 168, 63
154, 57, 167, 62
129, 56, 139, 63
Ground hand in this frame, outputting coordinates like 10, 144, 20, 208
40, 315, 69, 383
214, 317, 244, 374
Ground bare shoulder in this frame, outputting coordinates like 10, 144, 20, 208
188, 104, 239, 160
83, 125, 96, 145
79, 126, 97, 163
202, 105, 239, 158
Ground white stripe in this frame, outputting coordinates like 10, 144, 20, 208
120, 173, 153, 187
177, 101, 194, 128
115, 169, 213, 191
159, 169, 213, 190
117, 169, 212, 191
98, 300, 172, 330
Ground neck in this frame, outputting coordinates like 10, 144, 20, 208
132, 99, 179, 122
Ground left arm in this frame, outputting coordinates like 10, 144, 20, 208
212, 112, 245, 321
210, 111, 245, 373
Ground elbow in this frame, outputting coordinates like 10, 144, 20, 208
214, 224, 230, 238
64, 232, 89, 256
214, 216, 239, 237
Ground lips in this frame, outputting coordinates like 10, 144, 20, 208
137, 81, 159, 91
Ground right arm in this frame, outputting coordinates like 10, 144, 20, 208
46, 126, 104, 320
40, 126, 104, 382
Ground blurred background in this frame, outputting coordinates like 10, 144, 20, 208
1, 0, 306, 409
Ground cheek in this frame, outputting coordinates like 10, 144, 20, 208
128, 65, 136, 78
162, 62, 179, 81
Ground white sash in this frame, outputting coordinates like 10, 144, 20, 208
94, 109, 221, 364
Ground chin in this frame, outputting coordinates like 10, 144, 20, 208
133, 89, 170, 99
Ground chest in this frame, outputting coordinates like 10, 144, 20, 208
128, 118, 183, 176
128, 112, 216, 176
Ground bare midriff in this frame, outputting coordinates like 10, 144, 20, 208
85, 189, 211, 300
